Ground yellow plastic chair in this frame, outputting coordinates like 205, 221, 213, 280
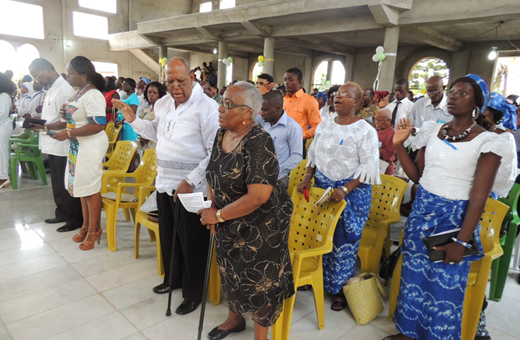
134, 185, 164, 277
281, 187, 347, 340
358, 174, 407, 273
304, 138, 313, 157
102, 148, 157, 251
388, 198, 508, 339
101, 140, 138, 194
287, 159, 314, 196
105, 122, 122, 159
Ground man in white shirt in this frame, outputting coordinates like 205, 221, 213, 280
410, 76, 452, 128
257, 91, 303, 191
385, 79, 414, 130
28, 58, 83, 232
117, 58, 219, 316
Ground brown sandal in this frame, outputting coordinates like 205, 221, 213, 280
72, 225, 89, 243
79, 228, 103, 251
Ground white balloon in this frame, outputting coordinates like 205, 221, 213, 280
372, 54, 379, 62
376, 46, 384, 54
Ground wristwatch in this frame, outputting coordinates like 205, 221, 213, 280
341, 186, 349, 195
185, 177, 195, 188
216, 209, 225, 223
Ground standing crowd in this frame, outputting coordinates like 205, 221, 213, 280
1, 54, 519, 340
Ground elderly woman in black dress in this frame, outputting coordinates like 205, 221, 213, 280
199, 81, 294, 340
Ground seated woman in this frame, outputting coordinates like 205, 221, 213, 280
386, 74, 516, 340
298, 81, 380, 311
199, 82, 294, 340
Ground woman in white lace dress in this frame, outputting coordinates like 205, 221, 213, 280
0, 73, 15, 188
298, 81, 380, 311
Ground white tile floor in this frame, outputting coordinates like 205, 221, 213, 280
1, 173, 520, 339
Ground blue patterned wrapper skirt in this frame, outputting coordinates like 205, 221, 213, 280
394, 185, 484, 340
314, 169, 372, 295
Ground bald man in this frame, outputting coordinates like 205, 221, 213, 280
411, 75, 451, 128
122, 57, 219, 315
374, 108, 396, 175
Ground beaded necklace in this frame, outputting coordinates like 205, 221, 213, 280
68, 82, 91, 102
441, 121, 476, 141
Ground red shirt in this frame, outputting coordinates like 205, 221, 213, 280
377, 125, 396, 175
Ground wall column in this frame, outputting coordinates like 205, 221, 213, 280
159, 45, 167, 80
448, 51, 469, 85
303, 56, 312, 92
344, 54, 355, 83
379, 26, 400, 91
217, 41, 228, 88
263, 37, 275, 76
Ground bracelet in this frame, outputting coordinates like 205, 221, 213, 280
216, 209, 225, 223
341, 186, 349, 195
185, 177, 195, 188
451, 236, 472, 249
304, 174, 312, 178
67, 130, 72, 138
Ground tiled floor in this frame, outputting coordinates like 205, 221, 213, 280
1, 172, 520, 339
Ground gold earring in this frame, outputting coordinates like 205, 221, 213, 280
242, 120, 246, 125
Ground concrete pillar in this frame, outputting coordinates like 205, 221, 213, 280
217, 41, 228, 89
379, 26, 400, 91
159, 45, 167, 81
303, 57, 312, 92
448, 51, 469, 86
344, 54, 355, 83
263, 37, 275, 76
326, 60, 334, 82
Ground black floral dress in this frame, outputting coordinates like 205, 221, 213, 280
206, 125, 295, 327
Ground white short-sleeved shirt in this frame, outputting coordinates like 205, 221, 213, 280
412, 121, 516, 200
39, 76, 75, 156
307, 118, 381, 184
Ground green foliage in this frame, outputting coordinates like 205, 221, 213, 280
409, 57, 450, 92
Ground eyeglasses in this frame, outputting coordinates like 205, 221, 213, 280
166, 79, 188, 88
218, 100, 251, 110
448, 89, 470, 98
335, 92, 355, 99
427, 89, 442, 95
34, 70, 44, 81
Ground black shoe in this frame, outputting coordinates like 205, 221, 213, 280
56, 224, 81, 232
152, 283, 170, 294
208, 318, 246, 340
45, 217, 66, 224
175, 299, 201, 315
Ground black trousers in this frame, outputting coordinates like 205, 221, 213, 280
47, 154, 83, 226
157, 191, 210, 302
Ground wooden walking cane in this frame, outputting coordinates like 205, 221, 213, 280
165, 201, 180, 316
197, 231, 216, 340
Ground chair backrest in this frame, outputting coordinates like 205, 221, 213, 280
366, 174, 407, 225
479, 198, 509, 253
133, 149, 158, 184
498, 182, 520, 226
288, 187, 346, 262
105, 122, 122, 143
288, 159, 312, 195
103, 140, 138, 171
304, 138, 313, 158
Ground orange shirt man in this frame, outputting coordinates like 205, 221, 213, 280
283, 68, 321, 140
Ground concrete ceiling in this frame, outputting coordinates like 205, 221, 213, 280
109, 0, 520, 57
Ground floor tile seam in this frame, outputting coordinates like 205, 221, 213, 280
116, 295, 167, 334
40, 310, 139, 340
0, 316, 15, 339
487, 326, 520, 339
0, 259, 70, 287
0, 244, 60, 267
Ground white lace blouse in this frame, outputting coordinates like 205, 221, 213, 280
306, 118, 381, 184
411, 121, 516, 200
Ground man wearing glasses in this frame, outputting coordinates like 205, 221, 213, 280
255, 73, 275, 95
410, 75, 451, 128
115, 57, 219, 316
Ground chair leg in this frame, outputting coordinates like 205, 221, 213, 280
271, 308, 284, 340
103, 202, 117, 251
134, 221, 140, 259
123, 208, 131, 222
388, 254, 403, 320
9, 158, 18, 190
147, 228, 156, 242
155, 229, 164, 277
27, 162, 38, 179
311, 271, 325, 330
281, 291, 297, 340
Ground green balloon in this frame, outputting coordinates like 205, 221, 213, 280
378, 53, 386, 61
258, 61, 264, 67
228, 57, 233, 63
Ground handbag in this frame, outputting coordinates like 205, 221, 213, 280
342, 272, 387, 325
379, 246, 401, 280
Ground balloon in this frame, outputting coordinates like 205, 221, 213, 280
372, 54, 379, 62
378, 53, 386, 61
222, 59, 228, 66
258, 61, 264, 67
376, 46, 384, 54
325, 80, 331, 86
227, 57, 233, 63
258, 55, 264, 62
162, 57, 167, 63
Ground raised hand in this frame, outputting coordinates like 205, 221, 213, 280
393, 118, 412, 146
112, 99, 136, 123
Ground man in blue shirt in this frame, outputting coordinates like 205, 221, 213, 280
257, 91, 303, 191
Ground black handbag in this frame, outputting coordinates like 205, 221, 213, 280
379, 246, 401, 280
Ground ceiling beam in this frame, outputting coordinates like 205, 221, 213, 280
240, 20, 271, 37
291, 37, 355, 55
401, 26, 463, 52
271, 16, 381, 37
195, 27, 221, 40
